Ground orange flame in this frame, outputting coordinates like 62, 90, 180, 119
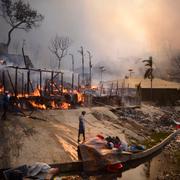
51, 100, 57, 109
91, 85, 98, 89
0, 86, 4, 93
61, 102, 71, 110
73, 90, 84, 103
31, 88, 41, 96
62, 88, 68, 93
29, 101, 46, 110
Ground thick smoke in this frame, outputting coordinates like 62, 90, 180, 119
0, 0, 180, 83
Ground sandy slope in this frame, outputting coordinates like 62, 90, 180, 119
0, 107, 127, 168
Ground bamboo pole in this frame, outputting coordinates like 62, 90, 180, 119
109, 83, 113, 97
6, 70, 15, 94
78, 74, 80, 91
15, 67, 18, 97
61, 73, 63, 94
7, 66, 63, 74
2, 70, 5, 93
39, 70, 42, 96
22, 73, 24, 96
27, 70, 30, 95
116, 80, 119, 96
51, 71, 54, 94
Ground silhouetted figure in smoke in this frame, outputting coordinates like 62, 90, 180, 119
1, 91, 10, 120
78, 111, 86, 143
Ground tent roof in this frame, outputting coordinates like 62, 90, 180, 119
104, 78, 180, 89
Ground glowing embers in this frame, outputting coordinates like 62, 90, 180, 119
0, 85, 4, 93
73, 90, 84, 103
60, 102, 71, 110
31, 87, 41, 96
29, 100, 71, 110
29, 100, 46, 110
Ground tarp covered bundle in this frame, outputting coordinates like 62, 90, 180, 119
78, 136, 131, 172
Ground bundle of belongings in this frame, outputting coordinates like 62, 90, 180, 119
105, 136, 145, 152
105, 136, 128, 151
3, 162, 59, 180
78, 135, 146, 173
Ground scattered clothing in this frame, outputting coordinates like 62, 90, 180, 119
28, 162, 51, 177
129, 145, 146, 152
3, 163, 53, 180
105, 136, 121, 150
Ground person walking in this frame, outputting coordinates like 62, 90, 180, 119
78, 111, 86, 143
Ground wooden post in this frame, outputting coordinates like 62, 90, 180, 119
78, 47, 85, 85
116, 80, 119, 96
51, 71, 54, 94
24, 84, 27, 94
78, 74, 80, 91
128, 83, 129, 96
72, 73, 74, 90
109, 83, 113, 97
100, 83, 103, 97
6, 70, 15, 94
30, 81, 34, 92
22, 73, 24, 96
87, 51, 92, 88
39, 70, 42, 96
22, 40, 27, 68
2, 70, 5, 93
15, 67, 18, 97
61, 73, 63, 94
69, 54, 74, 90
27, 70, 30, 95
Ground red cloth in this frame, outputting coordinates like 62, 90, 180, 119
107, 163, 123, 172
96, 134, 104, 140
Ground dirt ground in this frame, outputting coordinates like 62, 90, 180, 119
0, 106, 127, 169
0, 105, 179, 180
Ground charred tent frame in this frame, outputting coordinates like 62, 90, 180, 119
2, 66, 64, 97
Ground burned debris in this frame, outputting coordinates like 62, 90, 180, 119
0, 65, 86, 111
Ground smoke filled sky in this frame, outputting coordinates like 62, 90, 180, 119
0, 0, 180, 80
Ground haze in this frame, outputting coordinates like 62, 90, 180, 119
0, 0, 180, 81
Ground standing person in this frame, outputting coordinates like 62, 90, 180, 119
1, 91, 10, 120
78, 111, 86, 143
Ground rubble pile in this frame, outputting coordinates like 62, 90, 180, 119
111, 105, 180, 179
111, 106, 180, 133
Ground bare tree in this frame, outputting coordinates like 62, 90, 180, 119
0, 0, 44, 48
49, 35, 71, 70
